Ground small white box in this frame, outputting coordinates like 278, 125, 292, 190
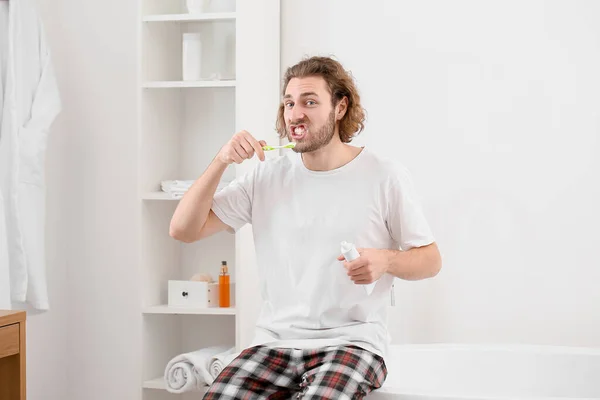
207, 282, 219, 307
168, 280, 208, 308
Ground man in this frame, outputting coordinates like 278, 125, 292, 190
170, 56, 442, 399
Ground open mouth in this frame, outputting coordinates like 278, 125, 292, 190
290, 124, 307, 140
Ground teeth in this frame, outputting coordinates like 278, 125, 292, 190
294, 126, 306, 135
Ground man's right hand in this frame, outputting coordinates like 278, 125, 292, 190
217, 130, 266, 165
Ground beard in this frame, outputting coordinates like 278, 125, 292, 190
288, 109, 336, 153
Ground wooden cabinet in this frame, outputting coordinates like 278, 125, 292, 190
0, 310, 26, 400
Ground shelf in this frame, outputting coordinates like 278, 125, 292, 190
142, 80, 236, 89
143, 305, 236, 315
142, 377, 166, 390
143, 377, 209, 393
142, 192, 180, 201
142, 12, 236, 22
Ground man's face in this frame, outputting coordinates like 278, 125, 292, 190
283, 76, 336, 153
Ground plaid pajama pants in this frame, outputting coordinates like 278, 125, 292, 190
202, 344, 387, 400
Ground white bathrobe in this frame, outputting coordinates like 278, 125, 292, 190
0, 0, 61, 310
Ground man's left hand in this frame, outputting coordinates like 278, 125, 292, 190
337, 248, 390, 285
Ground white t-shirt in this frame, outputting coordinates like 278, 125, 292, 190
211, 146, 435, 359
0, 2, 9, 128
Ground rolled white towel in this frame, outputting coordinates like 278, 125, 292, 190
165, 361, 196, 393
164, 345, 233, 393
209, 348, 239, 379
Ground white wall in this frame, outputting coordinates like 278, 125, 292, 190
17, 2, 71, 399
20, 0, 599, 398
34, 1, 141, 400
282, 0, 600, 346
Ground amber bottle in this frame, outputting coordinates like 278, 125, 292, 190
218, 261, 230, 307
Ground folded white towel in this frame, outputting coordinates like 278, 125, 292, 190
160, 179, 231, 199
164, 345, 238, 393
161, 180, 193, 191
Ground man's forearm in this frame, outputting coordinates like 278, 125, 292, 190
169, 157, 228, 241
386, 243, 442, 280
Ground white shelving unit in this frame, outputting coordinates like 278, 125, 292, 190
142, 12, 237, 22
137, 1, 280, 398
143, 305, 236, 316
142, 80, 236, 89
141, 192, 180, 201
142, 377, 168, 390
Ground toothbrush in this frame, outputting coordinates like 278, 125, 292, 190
262, 143, 296, 151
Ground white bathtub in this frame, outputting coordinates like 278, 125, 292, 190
367, 343, 600, 400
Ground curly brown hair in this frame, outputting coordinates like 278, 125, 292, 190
276, 56, 366, 143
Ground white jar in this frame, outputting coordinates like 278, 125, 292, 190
186, 0, 205, 14
182, 33, 202, 81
